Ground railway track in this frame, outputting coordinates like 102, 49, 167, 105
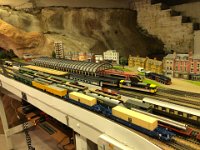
159, 88, 200, 100
167, 140, 196, 150
119, 90, 200, 109
172, 137, 200, 150
154, 94, 200, 109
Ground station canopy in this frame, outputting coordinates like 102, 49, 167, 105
32, 57, 113, 75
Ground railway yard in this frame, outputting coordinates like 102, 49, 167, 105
0, 59, 200, 150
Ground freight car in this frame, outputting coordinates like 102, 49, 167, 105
159, 123, 200, 141
66, 92, 173, 141
145, 72, 171, 85
123, 99, 152, 112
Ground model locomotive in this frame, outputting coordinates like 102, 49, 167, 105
145, 72, 171, 85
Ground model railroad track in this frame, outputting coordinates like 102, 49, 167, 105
172, 136, 200, 150
154, 94, 200, 108
156, 91, 200, 104
159, 88, 200, 100
119, 90, 200, 109
167, 140, 196, 150
183, 137, 200, 147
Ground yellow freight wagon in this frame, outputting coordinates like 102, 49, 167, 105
69, 92, 97, 106
112, 106, 158, 131
45, 85, 67, 97
32, 81, 48, 91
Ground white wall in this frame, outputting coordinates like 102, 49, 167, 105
0, 0, 129, 9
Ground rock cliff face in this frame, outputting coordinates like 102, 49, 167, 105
0, 7, 164, 58
0, 19, 51, 57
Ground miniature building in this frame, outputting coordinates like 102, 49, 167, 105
103, 50, 119, 64
95, 55, 103, 63
128, 55, 163, 74
128, 55, 147, 68
54, 41, 64, 59
162, 53, 175, 76
65, 51, 73, 60
146, 58, 163, 74
65, 52, 93, 62
163, 52, 200, 80
79, 52, 87, 61
22, 53, 33, 61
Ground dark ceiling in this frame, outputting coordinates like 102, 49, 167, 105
161, 0, 200, 5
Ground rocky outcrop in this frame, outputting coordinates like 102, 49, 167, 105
0, 19, 51, 57
0, 7, 164, 58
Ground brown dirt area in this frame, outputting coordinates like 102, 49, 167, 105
162, 78, 200, 93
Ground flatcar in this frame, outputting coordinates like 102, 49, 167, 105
145, 72, 171, 85
23, 65, 68, 77
67, 92, 173, 141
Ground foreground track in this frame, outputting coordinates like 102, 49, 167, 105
171, 137, 200, 150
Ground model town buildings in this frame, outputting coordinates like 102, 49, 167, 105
129, 52, 200, 81
64, 50, 119, 64
103, 50, 119, 64
128, 55, 163, 74
54, 41, 64, 59
65, 52, 94, 62
163, 52, 200, 80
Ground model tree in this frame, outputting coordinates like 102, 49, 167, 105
120, 57, 128, 69
52, 51, 56, 58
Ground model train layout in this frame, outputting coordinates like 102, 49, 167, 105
1, 60, 200, 145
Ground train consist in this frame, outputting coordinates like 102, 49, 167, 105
1, 61, 200, 142
3, 65, 174, 141
145, 72, 172, 85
